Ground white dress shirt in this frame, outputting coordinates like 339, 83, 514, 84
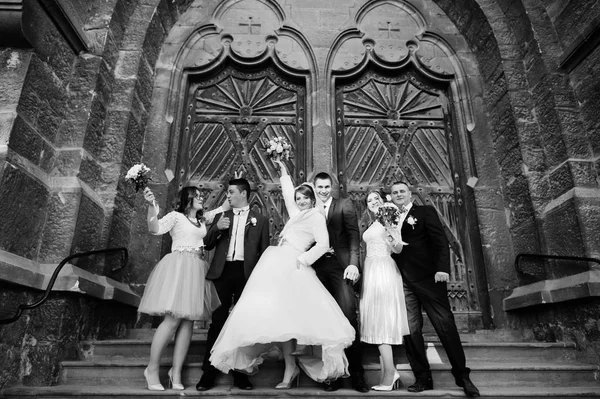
322, 197, 333, 219
399, 201, 413, 225
226, 205, 250, 261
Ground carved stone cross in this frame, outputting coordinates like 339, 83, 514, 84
239, 16, 261, 34
378, 21, 400, 39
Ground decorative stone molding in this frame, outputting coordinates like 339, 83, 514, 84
160, 0, 317, 183
0, 0, 89, 53
327, 1, 475, 131
0, 249, 140, 307
559, 15, 600, 73
37, 0, 89, 54
503, 270, 600, 311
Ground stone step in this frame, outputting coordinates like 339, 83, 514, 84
57, 359, 599, 388
84, 337, 580, 364
128, 311, 485, 340
4, 385, 600, 398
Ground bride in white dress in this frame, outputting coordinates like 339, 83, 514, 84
209, 159, 355, 388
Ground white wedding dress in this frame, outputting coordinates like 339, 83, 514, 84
359, 220, 410, 344
209, 175, 355, 382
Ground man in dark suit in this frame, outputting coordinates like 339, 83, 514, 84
390, 181, 480, 397
196, 178, 270, 391
311, 172, 368, 393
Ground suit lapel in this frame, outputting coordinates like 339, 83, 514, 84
327, 199, 336, 225
401, 205, 415, 233
244, 210, 254, 237
225, 210, 235, 241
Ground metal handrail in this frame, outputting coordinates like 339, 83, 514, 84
515, 253, 600, 273
0, 247, 128, 325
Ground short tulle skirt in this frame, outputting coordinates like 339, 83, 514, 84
138, 251, 220, 321
209, 244, 355, 382
359, 254, 410, 344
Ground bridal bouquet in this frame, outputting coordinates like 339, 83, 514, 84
376, 202, 407, 246
376, 202, 401, 227
264, 136, 291, 160
125, 163, 152, 192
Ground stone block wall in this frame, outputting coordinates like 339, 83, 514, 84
0, 0, 182, 387
499, 0, 600, 360
0, 282, 135, 388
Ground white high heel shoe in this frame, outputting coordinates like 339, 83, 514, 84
143, 368, 165, 391
168, 368, 184, 390
372, 371, 401, 391
275, 366, 300, 389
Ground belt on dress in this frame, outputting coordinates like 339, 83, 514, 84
172, 248, 203, 255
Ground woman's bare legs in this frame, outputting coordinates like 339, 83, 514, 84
280, 340, 299, 384
378, 344, 396, 385
145, 315, 181, 385
170, 319, 193, 385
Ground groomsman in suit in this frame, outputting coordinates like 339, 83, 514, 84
311, 172, 369, 393
196, 178, 270, 391
390, 181, 480, 397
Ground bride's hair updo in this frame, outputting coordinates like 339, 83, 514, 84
295, 184, 316, 206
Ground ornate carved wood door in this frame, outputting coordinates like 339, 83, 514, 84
178, 65, 307, 243
335, 70, 481, 314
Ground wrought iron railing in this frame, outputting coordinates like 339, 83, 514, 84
0, 248, 128, 325
515, 253, 600, 285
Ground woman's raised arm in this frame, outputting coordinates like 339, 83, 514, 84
274, 159, 299, 218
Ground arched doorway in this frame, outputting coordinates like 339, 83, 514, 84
177, 61, 308, 243
334, 66, 486, 326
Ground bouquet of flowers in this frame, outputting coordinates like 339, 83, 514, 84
125, 163, 152, 192
264, 136, 292, 160
376, 202, 407, 246
376, 202, 401, 227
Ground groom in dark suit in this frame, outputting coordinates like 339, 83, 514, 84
390, 181, 480, 397
196, 177, 270, 391
311, 172, 368, 393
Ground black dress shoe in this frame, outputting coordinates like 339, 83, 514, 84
196, 373, 215, 391
459, 377, 480, 397
233, 374, 253, 390
407, 378, 433, 392
351, 374, 370, 393
323, 379, 341, 392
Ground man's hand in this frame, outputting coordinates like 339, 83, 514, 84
217, 216, 230, 230
434, 271, 449, 283
344, 265, 360, 283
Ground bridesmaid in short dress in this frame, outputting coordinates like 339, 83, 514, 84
138, 187, 226, 391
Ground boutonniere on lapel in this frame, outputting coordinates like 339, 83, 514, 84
406, 215, 418, 229
246, 217, 257, 227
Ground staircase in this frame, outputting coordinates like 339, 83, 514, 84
3, 329, 600, 398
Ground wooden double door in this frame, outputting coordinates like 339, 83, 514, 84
178, 64, 485, 318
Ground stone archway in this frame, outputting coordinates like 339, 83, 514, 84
140, 0, 500, 328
